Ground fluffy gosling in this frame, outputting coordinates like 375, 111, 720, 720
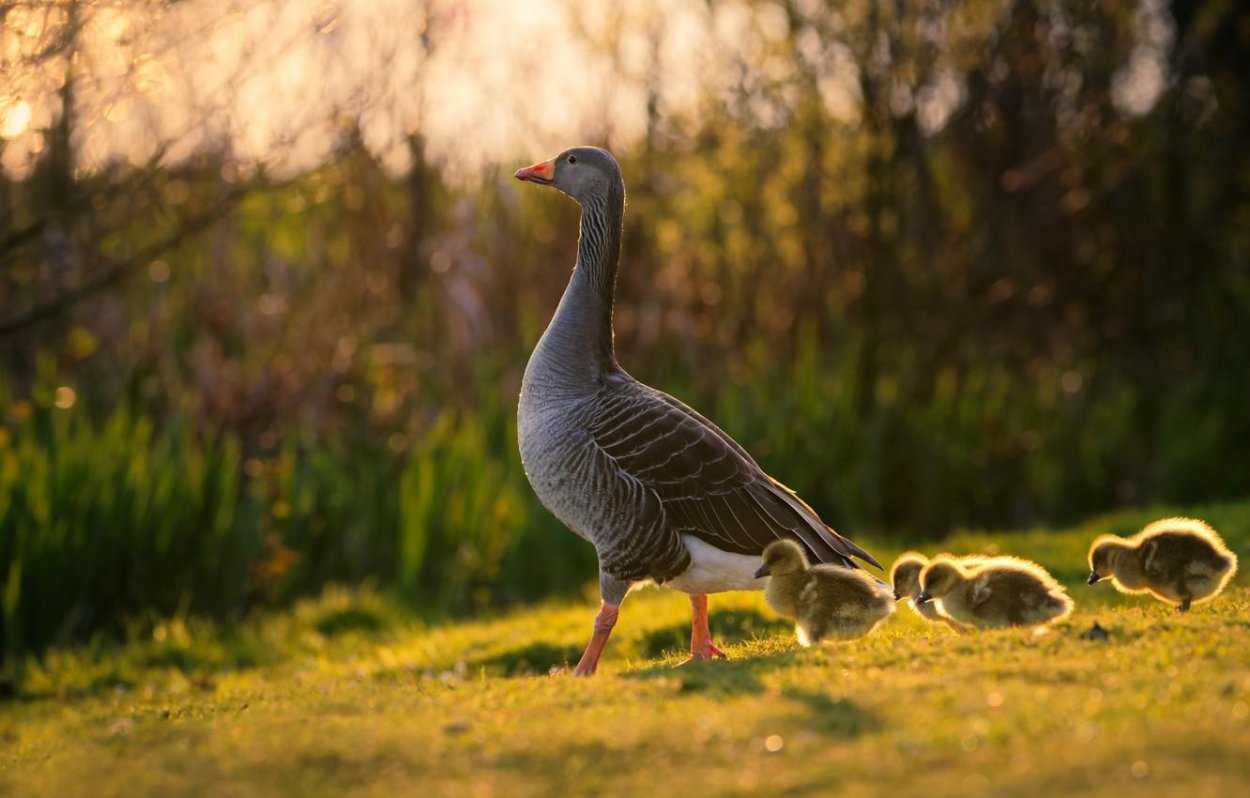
889, 551, 971, 632
756, 539, 895, 647
916, 555, 1073, 629
1087, 517, 1238, 612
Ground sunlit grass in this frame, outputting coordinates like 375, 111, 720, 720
2, 501, 1249, 797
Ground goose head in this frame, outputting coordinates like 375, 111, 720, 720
755, 539, 809, 579
916, 558, 964, 604
1087, 534, 1127, 584
515, 146, 622, 205
889, 552, 928, 601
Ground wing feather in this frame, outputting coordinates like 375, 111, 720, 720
586, 377, 881, 571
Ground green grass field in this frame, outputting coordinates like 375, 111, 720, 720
3, 501, 1249, 797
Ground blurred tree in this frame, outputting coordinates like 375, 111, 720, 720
1, 0, 1249, 660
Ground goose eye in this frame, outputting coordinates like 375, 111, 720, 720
567, 154, 577, 164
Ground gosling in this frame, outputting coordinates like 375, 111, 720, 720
1087, 517, 1238, 612
890, 551, 971, 632
755, 539, 895, 647
916, 555, 1074, 629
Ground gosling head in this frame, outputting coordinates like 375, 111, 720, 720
889, 552, 929, 601
755, 539, 809, 579
515, 146, 622, 206
916, 558, 965, 604
1087, 535, 1127, 585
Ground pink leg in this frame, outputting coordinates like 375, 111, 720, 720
573, 602, 619, 677
687, 594, 727, 661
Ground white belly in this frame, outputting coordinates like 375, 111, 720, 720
664, 535, 764, 594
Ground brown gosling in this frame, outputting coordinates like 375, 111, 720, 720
889, 552, 972, 632
756, 540, 895, 647
1087, 517, 1238, 612
916, 555, 1073, 629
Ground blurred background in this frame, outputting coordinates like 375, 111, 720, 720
2, 0, 1248, 666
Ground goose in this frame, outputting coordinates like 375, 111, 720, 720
755, 540, 894, 646
915, 555, 1073, 629
1087, 517, 1238, 611
514, 147, 881, 675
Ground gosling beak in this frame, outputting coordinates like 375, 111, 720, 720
753, 564, 771, 579
1087, 571, 1101, 585
514, 158, 555, 185
892, 588, 903, 601
915, 591, 933, 605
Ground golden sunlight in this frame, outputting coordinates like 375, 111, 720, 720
0, 0, 913, 182
0, 99, 33, 138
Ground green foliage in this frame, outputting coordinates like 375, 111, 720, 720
0, 373, 595, 666
0, 394, 248, 666
396, 406, 592, 613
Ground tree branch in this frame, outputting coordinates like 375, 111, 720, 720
0, 189, 249, 337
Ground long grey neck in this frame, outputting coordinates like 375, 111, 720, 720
527, 183, 624, 393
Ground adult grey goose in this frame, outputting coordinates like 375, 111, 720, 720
514, 146, 881, 675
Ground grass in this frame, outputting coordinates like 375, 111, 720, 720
2, 501, 1250, 797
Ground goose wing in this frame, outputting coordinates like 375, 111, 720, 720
586, 377, 881, 571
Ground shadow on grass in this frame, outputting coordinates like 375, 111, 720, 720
314, 605, 388, 637
638, 607, 790, 660
625, 645, 799, 693
475, 642, 582, 676
625, 655, 880, 737
463, 607, 790, 678
781, 688, 881, 737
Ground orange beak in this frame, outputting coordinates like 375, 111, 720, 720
515, 158, 555, 185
